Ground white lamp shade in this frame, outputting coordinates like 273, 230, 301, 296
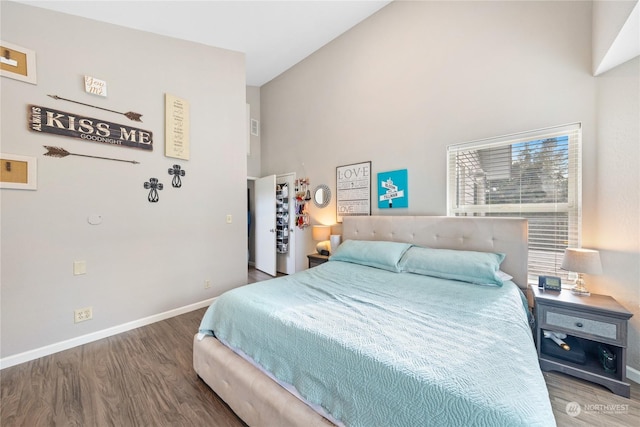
312, 225, 330, 241
561, 248, 603, 275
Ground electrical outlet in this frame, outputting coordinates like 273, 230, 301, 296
204, 280, 211, 289
74, 307, 93, 323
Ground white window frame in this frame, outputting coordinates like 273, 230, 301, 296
447, 123, 582, 285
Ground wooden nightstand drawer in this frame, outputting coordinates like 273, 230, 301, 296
539, 305, 625, 345
544, 308, 618, 340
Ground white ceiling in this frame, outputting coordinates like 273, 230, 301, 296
594, 0, 640, 76
13, 0, 393, 86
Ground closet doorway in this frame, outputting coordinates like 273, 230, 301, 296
248, 172, 296, 276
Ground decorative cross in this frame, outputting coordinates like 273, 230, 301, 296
144, 178, 163, 202
168, 164, 186, 188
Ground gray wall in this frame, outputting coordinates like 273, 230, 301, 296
261, 1, 640, 372
247, 85, 261, 178
1, 2, 248, 360
246, 86, 260, 264
594, 56, 640, 373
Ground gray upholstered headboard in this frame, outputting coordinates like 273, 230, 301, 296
342, 216, 528, 289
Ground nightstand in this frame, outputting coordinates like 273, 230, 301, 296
532, 286, 633, 397
307, 253, 329, 268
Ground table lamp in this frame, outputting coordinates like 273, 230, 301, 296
561, 248, 602, 296
312, 225, 331, 255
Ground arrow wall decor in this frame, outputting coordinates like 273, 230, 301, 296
43, 146, 140, 164
47, 94, 143, 122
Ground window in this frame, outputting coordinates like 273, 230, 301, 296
447, 123, 582, 284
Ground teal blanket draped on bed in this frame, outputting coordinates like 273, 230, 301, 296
199, 261, 556, 427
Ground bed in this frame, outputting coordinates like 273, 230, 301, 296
194, 216, 556, 426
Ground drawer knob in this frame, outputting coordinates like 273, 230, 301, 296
575, 322, 583, 328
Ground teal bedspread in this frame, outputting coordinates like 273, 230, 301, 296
199, 261, 556, 426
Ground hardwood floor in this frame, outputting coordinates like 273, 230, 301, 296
544, 370, 640, 426
0, 306, 245, 427
1, 267, 638, 426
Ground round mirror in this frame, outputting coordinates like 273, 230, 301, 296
313, 184, 331, 208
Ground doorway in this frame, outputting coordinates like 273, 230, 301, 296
247, 172, 296, 276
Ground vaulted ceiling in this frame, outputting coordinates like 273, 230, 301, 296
13, 0, 392, 86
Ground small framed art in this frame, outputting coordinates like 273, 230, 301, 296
378, 169, 408, 209
0, 153, 37, 190
0, 41, 37, 85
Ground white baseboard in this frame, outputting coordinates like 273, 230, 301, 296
0, 298, 215, 370
627, 365, 640, 385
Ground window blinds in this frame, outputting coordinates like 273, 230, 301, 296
447, 123, 582, 284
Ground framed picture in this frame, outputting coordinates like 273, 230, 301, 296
0, 153, 37, 190
336, 161, 371, 223
378, 169, 408, 209
0, 41, 37, 85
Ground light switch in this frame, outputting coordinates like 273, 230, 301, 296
73, 261, 86, 275
226, 214, 232, 224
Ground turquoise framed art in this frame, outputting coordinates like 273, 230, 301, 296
378, 169, 408, 209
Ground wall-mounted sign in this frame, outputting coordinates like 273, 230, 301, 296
28, 105, 153, 151
84, 75, 107, 97
378, 169, 408, 209
336, 161, 371, 223
165, 93, 190, 160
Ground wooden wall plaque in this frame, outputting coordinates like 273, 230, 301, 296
165, 94, 190, 160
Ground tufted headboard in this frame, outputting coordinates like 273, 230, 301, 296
342, 216, 529, 290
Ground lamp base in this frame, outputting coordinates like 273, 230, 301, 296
570, 274, 590, 296
571, 286, 591, 296
316, 240, 330, 254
